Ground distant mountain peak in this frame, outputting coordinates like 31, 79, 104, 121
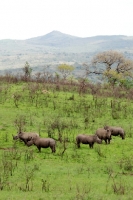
44, 30, 79, 39
26, 30, 80, 46
45, 30, 62, 36
24, 30, 133, 52
48, 30, 63, 34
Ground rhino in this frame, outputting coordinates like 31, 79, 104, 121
12, 131, 39, 145
76, 134, 102, 149
27, 135, 56, 153
95, 128, 112, 144
104, 126, 125, 139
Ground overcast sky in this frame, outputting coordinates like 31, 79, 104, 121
0, 0, 133, 40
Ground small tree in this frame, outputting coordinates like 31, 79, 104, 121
54, 72, 60, 83
23, 61, 32, 80
91, 50, 133, 85
84, 51, 133, 86
57, 63, 74, 81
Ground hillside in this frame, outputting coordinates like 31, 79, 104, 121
26, 31, 133, 51
0, 31, 133, 73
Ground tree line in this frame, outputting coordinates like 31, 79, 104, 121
1, 50, 133, 89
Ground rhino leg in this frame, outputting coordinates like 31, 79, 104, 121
53, 145, 56, 153
37, 146, 41, 152
77, 142, 80, 148
104, 139, 108, 144
89, 143, 94, 148
50, 145, 56, 153
23, 139, 27, 145
120, 134, 125, 139
92, 143, 94, 148
108, 139, 110, 144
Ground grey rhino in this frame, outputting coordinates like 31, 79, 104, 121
76, 134, 102, 149
104, 126, 125, 139
27, 136, 56, 153
12, 131, 39, 145
95, 128, 112, 144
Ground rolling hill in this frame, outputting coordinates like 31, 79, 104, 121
0, 30, 133, 73
26, 31, 133, 51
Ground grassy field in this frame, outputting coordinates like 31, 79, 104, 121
0, 81, 133, 200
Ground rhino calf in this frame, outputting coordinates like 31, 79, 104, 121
76, 134, 102, 149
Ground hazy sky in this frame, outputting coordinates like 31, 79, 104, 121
0, 0, 133, 40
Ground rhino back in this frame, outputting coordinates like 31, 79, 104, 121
110, 127, 124, 134
34, 138, 55, 146
19, 132, 39, 139
76, 134, 88, 142
96, 128, 106, 136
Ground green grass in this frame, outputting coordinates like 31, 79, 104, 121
0, 82, 133, 199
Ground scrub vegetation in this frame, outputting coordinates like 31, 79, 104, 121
1, 54, 133, 199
